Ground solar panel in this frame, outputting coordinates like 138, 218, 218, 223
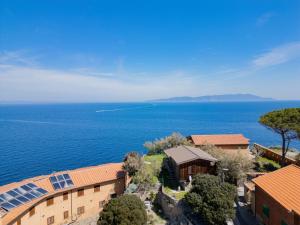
0, 183, 48, 212
49, 173, 74, 190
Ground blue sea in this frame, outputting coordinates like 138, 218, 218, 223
0, 101, 300, 186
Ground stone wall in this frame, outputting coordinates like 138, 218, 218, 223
253, 143, 297, 165
156, 188, 194, 225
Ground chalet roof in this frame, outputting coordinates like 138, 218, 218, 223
252, 164, 300, 215
190, 134, 249, 146
164, 145, 217, 165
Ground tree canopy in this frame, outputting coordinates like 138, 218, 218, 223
201, 144, 253, 183
259, 108, 300, 165
185, 174, 236, 225
144, 132, 191, 155
123, 152, 143, 176
98, 195, 147, 225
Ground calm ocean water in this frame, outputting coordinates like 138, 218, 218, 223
0, 101, 300, 186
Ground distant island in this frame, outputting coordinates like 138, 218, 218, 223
151, 94, 275, 102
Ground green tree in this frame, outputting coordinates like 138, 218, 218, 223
259, 108, 300, 166
123, 152, 143, 176
201, 144, 253, 183
144, 132, 191, 155
132, 163, 158, 189
98, 195, 147, 225
185, 174, 236, 225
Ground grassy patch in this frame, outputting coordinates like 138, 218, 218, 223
257, 156, 280, 166
144, 154, 165, 165
142, 154, 166, 184
255, 156, 280, 172
163, 186, 187, 200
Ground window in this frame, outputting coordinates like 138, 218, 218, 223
99, 200, 106, 208
110, 193, 117, 199
47, 216, 55, 225
262, 205, 270, 218
77, 206, 85, 215
77, 189, 84, 197
63, 192, 68, 200
94, 185, 100, 192
63, 210, 69, 219
29, 207, 35, 217
47, 197, 54, 206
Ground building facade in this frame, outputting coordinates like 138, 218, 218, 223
164, 145, 217, 182
175, 159, 215, 181
0, 163, 128, 225
252, 165, 300, 225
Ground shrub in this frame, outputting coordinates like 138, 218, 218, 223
98, 195, 147, 225
185, 174, 236, 225
144, 132, 191, 155
123, 152, 143, 176
201, 144, 253, 183
132, 163, 158, 188
263, 162, 279, 171
254, 156, 280, 172
125, 183, 138, 194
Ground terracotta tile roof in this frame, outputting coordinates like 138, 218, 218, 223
0, 163, 125, 225
164, 145, 217, 165
190, 134, 249, 146
252, 165, 300, 215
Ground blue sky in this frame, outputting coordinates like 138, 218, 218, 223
0, 0, 300, 102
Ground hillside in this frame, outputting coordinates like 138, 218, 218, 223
151, 94, 274, 102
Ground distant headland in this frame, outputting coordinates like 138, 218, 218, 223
150, 94, 275, 102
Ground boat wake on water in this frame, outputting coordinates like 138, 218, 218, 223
95, 104, 156, 113
0, 119, 63, 125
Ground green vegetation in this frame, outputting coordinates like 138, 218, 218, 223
257, 156, 280, 166
123, 152, 143, 176
255, 156, 280, 172
201, 144, 253, 183
185, 174, 236, 225
131, 154, 165, 188
144, 154, 165, 165
163, 186, 187, 200
259, 108, 300, 165
98, 195, 147, 225
144, 132, 191, 155
147, 212, 167, 225
147, 203, 167, 225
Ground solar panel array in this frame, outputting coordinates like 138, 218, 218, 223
49, 174, 74, 190
0, 183, 48, 211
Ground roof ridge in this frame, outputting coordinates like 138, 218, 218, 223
0, 163, 123, 189
184, 145, 217, 161
183, 145, 201, 158
51, 162, 123, 175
